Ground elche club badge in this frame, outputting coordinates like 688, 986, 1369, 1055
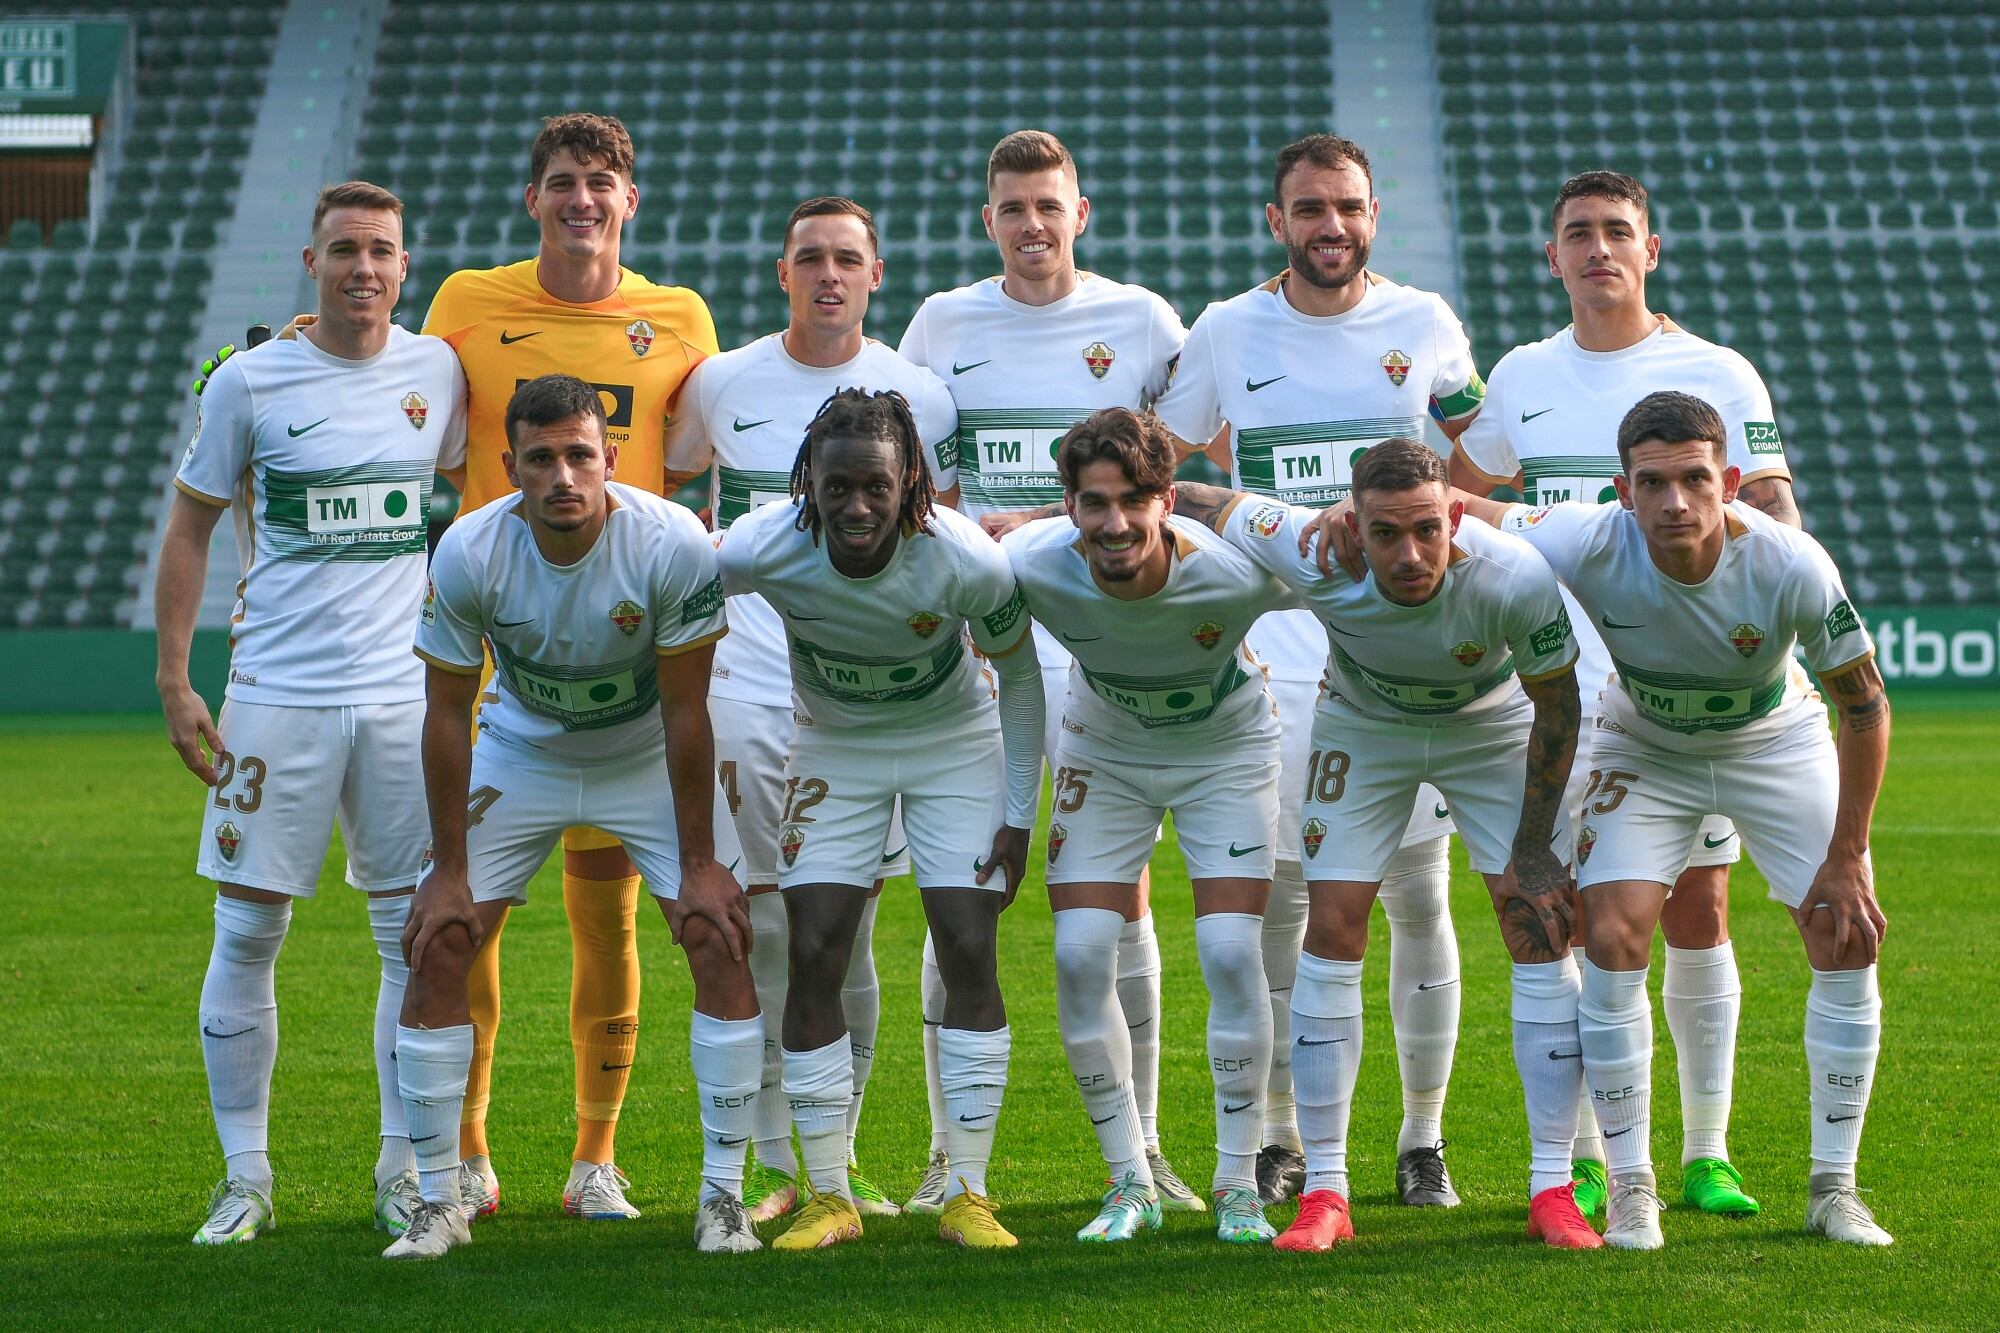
780, 824, 805, 867
1082, 342, 1115, 380
215, 821, 243, 861
1380, 349, 1411, 387
1729, 623, 1765, 658
1192, 621, 1222, 650
1576, 825, 1597, 865
610, 599, 645, 636
1452, 640, 1488, 667
907, 611, 942, 639
401, 391, 428, 430
1047, 822, 1068, 862
627, 319, 655, 357
1301, 817, 1327, 858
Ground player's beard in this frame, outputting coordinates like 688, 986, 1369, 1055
1288, 233, 1369, 290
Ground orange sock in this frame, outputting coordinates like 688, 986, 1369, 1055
566, 872, 641, 1161
460, 911, 506, 1159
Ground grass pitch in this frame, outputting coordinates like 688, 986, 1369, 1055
3, 696, 1994, 1329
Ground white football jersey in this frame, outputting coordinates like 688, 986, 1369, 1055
662, 333, 959, 709
1222, 497, 1576, 725
1457, 317, 1795, 709
898, 272, 1185, 518
1153, 272, 1485, 681
1002, 515, 1295, 763
415, 484, 727, 762
175, 327, 467, 707
716, 499, 1030, 728
1500, 500, 1869, 755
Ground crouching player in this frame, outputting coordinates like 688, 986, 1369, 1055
718, 388, 1044, 1251
389, 375, 758, 1259
1178, 438, 1589, 1251
1474, 391, 1892, 1249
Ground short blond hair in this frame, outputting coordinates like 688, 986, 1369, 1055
311, 180, 402, 238
987, 129, 1076, 188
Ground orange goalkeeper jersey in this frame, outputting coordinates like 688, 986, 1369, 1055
422, 259, 718, 512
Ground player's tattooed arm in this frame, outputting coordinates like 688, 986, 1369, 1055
1168, 480, 1242, 534
405, 664, 486, 970
1802, 655, 1891, 963
1737, 475, 1802, 528
1498, 666, 1581, 963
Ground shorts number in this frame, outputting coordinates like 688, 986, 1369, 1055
783, 777, 829, 824
1053, 765, 1091, 814
1580, 768, 1639, 815
210, 752, 267, 814
467, 785, 502, 826
717, 761, 741, 817
1307, 749, 1349, 804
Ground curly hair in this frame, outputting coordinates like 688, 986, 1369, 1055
789, 388, 938, 543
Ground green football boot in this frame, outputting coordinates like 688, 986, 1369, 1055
1571, 1158, 1609, 1220
1682, 1158, 1761, 1216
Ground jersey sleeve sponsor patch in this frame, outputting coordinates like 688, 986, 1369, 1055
1745, 421, 1785, 456
980, 584, 1027, 642
1529, 607, 1573, 659
681, 575, 725, 626
1824, 598, 1860, 641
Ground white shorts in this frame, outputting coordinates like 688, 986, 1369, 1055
1271, 676, 1454, 864
778, 714, 1005, 892
1298, 696, 1554, 882
711, 696, 908, 886
1569, 713, 1739, 870
456, 733, 742, 904
1045, 734, 1280, 884
1573, 715, 1847, 909
196, 699, 428, 896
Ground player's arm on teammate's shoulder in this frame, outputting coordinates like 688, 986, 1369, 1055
1736, 473, 1802, 527
154, 490, 228, 783
1503, 664, 1582, 962
1804, 650, 1891, 963
1446, 442, 1522, 497
1166, 479, 1245, 533
405, 661, 485, 970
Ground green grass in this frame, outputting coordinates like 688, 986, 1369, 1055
4, 695, 1994, 1329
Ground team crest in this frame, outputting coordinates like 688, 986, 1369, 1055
1301, 817, 1327, 859
215, 821, 242, 862
907, 611, 942, 640
1248, 503, 1286, 539
1451, 640, 1488, 667
1728, 622, 1765, 658
626, 319, 656, 357
401, 391, 429, 430
1576, 824, 1597, 866
1380, 349, 1412, 387
610, 599, 645, 636
1082, 341, 1115, 380
1192, 621, 1223, 651
1047, 822, 1068, 863
780, 824, 805, 867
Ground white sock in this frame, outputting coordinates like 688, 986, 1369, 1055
1512, 957, 1584, 1198
842, 896, 881, 1156
782, 1036, 852, 1200
1260, 859, 1308, 1152
367, 896, 414, 1186
1805, 966, 1881, 1174
691, 1011, 762, 1202
938, 1025, 1009, 1199
1291, 952, 1364, 1200
1578, 959, 1653, 1178
1381, 836, 1457, 1154
1196, 913, 1270, 1194
1055, 909, 1149, 1185
1571, 947, 1607, 1166
745, 892, 795, 1173
1115, 914, 1163, 1151
921, 931, 948, 1155
397, 1023, 473, 1205
1664, 941, 1741, 1165
201, 895, 290, 1190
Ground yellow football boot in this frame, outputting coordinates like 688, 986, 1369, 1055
938, 1181, 1018, 1249
770, 1180, 862, 1251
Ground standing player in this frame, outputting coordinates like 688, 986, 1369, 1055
420, 113, 719, 1219
1448, 171, 1800, 1218
1152, 134, 1476, 1207
1003, 409, 1297, 1245
389, 375, 757, 1260
717, 390, 1044, 1251
900, 129, 1197, 1211
1470, 391, 1890, 1249
1178, 442, 1593, 1252
662, 195, 959, 1220
155, 182, 467, 1244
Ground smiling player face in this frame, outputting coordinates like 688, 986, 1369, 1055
1268, 159, 1376, 291
1067, 457, 1171, 589
813, 432, 904, 574
305, 206, 406, 332
526, 147, 637, 264
985, 167, 1089, 289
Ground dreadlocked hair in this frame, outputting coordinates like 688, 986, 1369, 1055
788, 387, 939, 542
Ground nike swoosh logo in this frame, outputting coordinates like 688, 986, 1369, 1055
726, 858, 741, 875
499, 331, 540, 345
880, 845, 908, 862
1061, 633, 1103, 642
957, 1113, 993, 1123
1704, 834, 1733, 848
1416, 980, 1457, 991
1228, 843, 1266, 857
1825, 1114, 1858, 1124
1245, 375, 1287, 392
1296, 1036, 1346, 1047
495, 617, 534, 628
1521, 408, 1555, 423
787, 611, 827, 622
1548, 1050, 1581, 1061
1328, 624, 1365, 638
412, 1133, 439, 1144
732, 418, 773, 432
601, 1061, 633, 1072
286, 419, 329, 438
952, 360, 991, 375
1223, 1101, 1253, 1114
1091, 1114, 1119, 1125
1600, 615, 1646, 629
215, 1208, 249, 1234
1435, 804, 1449, 820
1126, 1017, 1153, 1031
717, 1135, 748, 1146
203, 1025, 257, 1039
1605, 1127, 1634, 1138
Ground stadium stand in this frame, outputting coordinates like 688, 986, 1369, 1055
0, 4, 277, 629
1435, 0, 2000, 606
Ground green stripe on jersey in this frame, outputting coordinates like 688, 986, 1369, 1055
715, 465, 792, 528
1613, 658, 1788, 733
1333, 642, 1517, 715
261, 461, 431, 561
1234, 415, 1427, 504
1078, 658, 1250, 728
791, 633, 966, 707
1522, 457, 1622, 506
953, 408, 1086, 509
491, 641, 660, 732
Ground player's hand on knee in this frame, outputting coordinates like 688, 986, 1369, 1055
976, 825, 1030, 906
1298, 498, 1365, 581
671, 859, 749, 962
160, 683, 224, 785
1493, 857, 1573, 963
1800, 855, 1884, 964
404, 870, 482, 971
